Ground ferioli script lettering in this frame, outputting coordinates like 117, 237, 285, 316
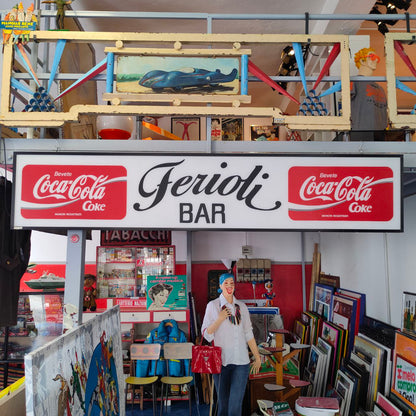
132, 160, 282, 224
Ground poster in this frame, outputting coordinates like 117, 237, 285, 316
116, 56, 239, 94
146, 275, 187, 310
25, 306, 124, 416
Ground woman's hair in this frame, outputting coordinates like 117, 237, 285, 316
148, 283, 173, 301
354, 47, 376, 69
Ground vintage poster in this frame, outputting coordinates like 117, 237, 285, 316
25, 306, 124, 416
392, 331, 416, 412
146, 275, 187, 310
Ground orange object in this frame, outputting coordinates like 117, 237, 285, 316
142, 121, 182, 140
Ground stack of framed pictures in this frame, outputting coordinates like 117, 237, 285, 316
304, 345, 327, 396
351, 334, 385, 410
321, 320, 348, 386
334, 368, 357, 416
331, 292, 358, 356
301, 310, 323, 346
304, 338, 333, 396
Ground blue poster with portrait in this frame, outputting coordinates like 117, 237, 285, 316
146, 275, 187, 310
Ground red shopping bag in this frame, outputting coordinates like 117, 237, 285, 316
191, 337, 222, 374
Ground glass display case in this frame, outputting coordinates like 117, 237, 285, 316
0, 293, 64, 359
96, 245, 175, 300
0, 292, 64, 388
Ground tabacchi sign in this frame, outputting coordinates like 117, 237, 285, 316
12, 153, 402, 231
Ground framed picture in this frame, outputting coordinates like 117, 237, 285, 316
319, 273, 340, 289
321, 320, 342, 385
314, 283, 335, 320
146, 275, 187, 310
392, 331, 416, 412
221, 118, 243, 141
116, 56, 239, 94
250, 124, 279, 141
402, 291, 416, 333
376, 392, 403, 416
171, 117, 200, 140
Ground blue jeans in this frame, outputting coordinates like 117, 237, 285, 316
213, 364, 250, 416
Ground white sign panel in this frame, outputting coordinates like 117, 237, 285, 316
12, 153, 402, 231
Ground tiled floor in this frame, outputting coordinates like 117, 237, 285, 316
125, 400, 210, 415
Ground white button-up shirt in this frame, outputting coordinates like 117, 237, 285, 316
201, 294, 255, 366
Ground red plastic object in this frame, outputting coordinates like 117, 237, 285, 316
394, 40, 416, 78
99, 128, 131, 140
312, 43, 340, 90
248, 60, 300, 105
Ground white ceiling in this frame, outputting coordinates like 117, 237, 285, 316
70, 0, 376, 35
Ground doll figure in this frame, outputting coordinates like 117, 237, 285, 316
83, 274, 97, 311
263, 279, 276, 307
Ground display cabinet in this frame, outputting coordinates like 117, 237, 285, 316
96, 245, 175, 301
0, 292, 64, 388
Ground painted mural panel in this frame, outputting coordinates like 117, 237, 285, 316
116, 56, 239, 94
25, 306, 124, 416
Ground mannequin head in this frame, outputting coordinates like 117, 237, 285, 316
354, 47, 381, 76
219, 272, 235, 301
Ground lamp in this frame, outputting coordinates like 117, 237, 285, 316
370, 0, 413, 35
276, 46, 297, 91
370, 6, 392, 34
96, 115, 135, 140
390, 0, 412, 10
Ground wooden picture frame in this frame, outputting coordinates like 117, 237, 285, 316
171, 117, 201, 141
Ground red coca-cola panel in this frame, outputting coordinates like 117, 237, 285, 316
288, 166, 394, 221
20, 165, 127, 220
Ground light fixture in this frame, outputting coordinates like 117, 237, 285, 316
369, 0, 413, 35
276, 46, 297, 91
390, 0, 412, 10
370, 5, 391, 34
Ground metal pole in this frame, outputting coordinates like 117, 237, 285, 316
63, 230, 86, 330
301, 232, 306, 311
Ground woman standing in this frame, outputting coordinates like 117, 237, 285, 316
201, 272, 261, 416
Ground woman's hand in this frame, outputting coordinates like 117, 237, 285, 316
218, 306, 230, 322
250, 356, 261, 375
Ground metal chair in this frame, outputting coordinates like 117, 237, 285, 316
159, 342, 194, 416
125, 343, 161, 416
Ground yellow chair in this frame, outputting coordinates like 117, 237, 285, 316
125, 343, 161, 416
159, 342, 194, 416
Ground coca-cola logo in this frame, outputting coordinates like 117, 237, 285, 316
20, 165, 127, 220
288, 166, 394, 221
